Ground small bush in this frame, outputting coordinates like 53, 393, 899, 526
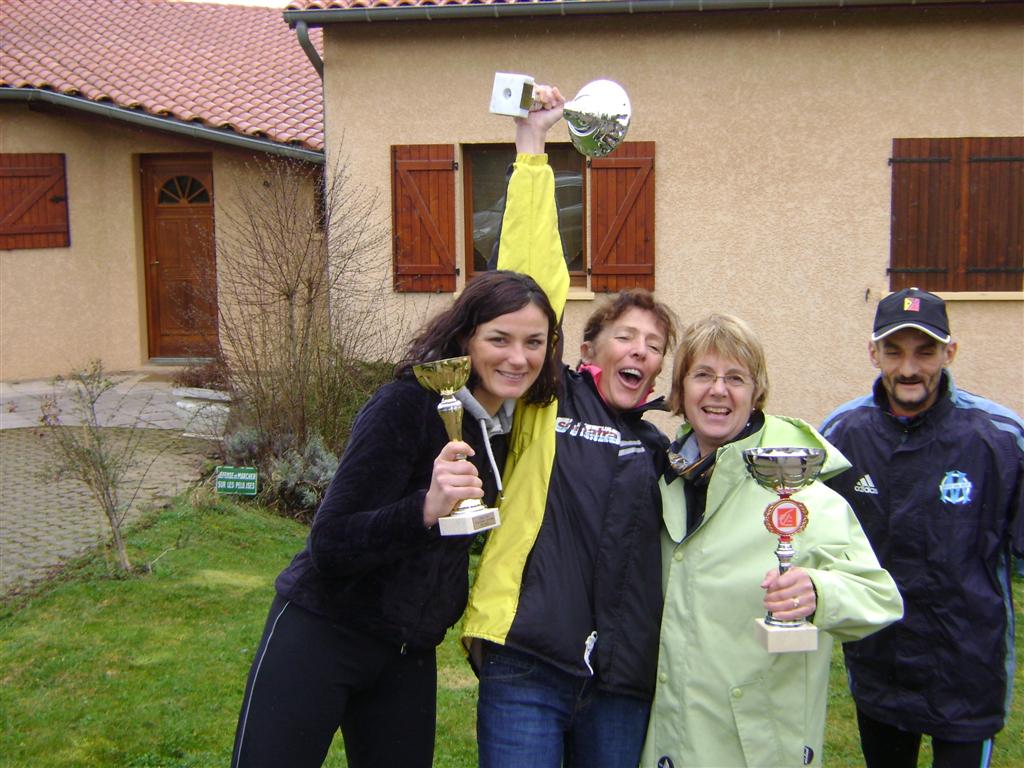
219, 359, 391, 519
223, 425, 263, 467
266, 434, 339, 522
171, 357, 231, 391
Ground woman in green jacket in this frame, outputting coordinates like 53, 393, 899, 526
642, 313, 903, 768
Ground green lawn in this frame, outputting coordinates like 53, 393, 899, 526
1, 497, 1021, 767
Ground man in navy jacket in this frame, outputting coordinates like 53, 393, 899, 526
821, 287, 1024, 768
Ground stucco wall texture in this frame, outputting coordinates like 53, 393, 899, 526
0, 105, 271, 382
321, 4, 1023, 429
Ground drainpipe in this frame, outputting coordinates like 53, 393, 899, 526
294, 20, 324, 81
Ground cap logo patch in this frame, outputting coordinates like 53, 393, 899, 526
903, 297, 920, 312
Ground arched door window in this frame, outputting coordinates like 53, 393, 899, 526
158, 175, 210, 205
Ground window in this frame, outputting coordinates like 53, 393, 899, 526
889, 137, 1023, 292
157, 175, 210, 205
0, 153, 70, 249
391, 142, 655, 293
463, 143, 586, 286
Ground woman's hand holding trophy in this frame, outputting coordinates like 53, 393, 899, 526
489, 72, 631, 158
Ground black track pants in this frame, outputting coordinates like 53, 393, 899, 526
232, 595, 437, 768
856, 708, 994, 768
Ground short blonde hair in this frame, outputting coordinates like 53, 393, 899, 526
668, 313, 769, 416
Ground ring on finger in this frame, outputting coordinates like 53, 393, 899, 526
792, 597, 800, 609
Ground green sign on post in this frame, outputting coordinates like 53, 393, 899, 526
216, 465, 258, 496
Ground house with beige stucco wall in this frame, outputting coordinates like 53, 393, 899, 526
0, 0, 324, 382
284, 0, 1023, 428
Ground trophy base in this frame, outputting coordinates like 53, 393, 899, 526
438, 507, 501, 537
754, 618, 819, 654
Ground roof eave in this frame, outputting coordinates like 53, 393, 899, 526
0, 88, 324, 164
284, 0, 1011, 27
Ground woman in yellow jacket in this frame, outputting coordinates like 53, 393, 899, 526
465, 87, 678, 768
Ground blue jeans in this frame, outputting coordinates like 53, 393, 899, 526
477, 643, 651, 768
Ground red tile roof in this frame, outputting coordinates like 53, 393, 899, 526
2, 0, 323, 151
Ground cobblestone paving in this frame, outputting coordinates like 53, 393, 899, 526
0, 370, 221, 597
0, 428, 216, 595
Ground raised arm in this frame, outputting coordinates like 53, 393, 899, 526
496, 84, 570, 322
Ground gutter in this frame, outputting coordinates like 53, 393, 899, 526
285, 0, 1007, 26
0, 88, 324, 164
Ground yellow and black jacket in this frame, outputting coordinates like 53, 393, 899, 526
463, 154, 667, 699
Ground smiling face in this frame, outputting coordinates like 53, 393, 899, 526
870, 327, 957, 417
682, 351, 757, 457
580, 307, 667, 411
466, 303, 550, 415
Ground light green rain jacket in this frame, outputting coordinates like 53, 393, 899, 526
641, 415, 903, 768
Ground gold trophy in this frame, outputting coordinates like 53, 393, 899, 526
743, 447, 825, 653
413, 356, 501, 536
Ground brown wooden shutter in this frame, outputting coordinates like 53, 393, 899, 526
890, 137, 1023, 292
964, 137, 1023, 292
0, 153, 70, 249
589, 142, 655, 292
391, 145, 456, 293
889, 138, 958, 293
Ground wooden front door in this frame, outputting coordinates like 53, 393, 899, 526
141, 154, 218, 358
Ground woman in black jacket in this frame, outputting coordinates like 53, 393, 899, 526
231, 270, 561, 768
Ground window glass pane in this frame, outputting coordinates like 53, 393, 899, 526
158, 175, 209, 205
467, 144, 585, 275
470, 147, 515, 271
549, 145, 584, 274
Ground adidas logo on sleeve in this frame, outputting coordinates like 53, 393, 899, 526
853, 475, 879, 495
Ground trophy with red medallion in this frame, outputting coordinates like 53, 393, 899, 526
743, 446, 826, 653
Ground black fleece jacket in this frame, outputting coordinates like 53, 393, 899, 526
275, 376, 506, 650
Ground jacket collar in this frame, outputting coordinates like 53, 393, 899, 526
662, 414, 850, 543
577, 365, 667, 418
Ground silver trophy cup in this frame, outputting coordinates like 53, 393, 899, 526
489, 73, 631, 158
743, 446, 825, 653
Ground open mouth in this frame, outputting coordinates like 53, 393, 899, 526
703, 406, 731, 417
618, 367, 644, 388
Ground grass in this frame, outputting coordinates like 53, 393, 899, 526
1, 495, 1021, 767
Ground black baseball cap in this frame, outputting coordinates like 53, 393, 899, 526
872, 287, 951, 344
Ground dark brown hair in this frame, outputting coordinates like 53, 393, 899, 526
396, 270, 560, 405
581, 289, 678, 352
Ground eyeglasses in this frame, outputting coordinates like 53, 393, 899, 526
687, 370, 753, 389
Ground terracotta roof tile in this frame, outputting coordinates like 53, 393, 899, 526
2, 0, 324, 151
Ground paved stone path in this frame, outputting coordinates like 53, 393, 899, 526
0, 370, 220, 597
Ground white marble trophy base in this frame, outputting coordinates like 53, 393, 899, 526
490, 72, 535, 117
754, 618, 819, 653
438, 507, 501, 536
